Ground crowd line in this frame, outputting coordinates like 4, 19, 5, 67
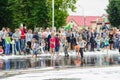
0, 25, 120, 58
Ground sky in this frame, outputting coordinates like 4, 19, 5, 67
68, 0, 109, 16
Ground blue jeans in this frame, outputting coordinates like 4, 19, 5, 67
40, 47, 45, 53
90, 43, 94, 51
97, 44, 100, 50
114, 41, 119, 49
5, 59, 10, 70
14, 41, 21, 55
55, 45, 60, 52
20, 39, 25, 51
2, 39, 5, 47
33, 50, 38, 55
5, 44, 10, 55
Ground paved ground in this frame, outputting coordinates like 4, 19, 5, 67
1, 66, 120, 80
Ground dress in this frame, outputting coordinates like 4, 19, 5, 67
50, 38, 55, 49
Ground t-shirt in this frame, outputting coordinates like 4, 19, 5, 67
12, 33, 20, 41
5, 37, 11, 44
55, 37, 60, 46
33, 43, 39, 50
0, 31, 6, 39
96, 38, 101, 45
25, 33, 33, 42
79, 40, 85, 48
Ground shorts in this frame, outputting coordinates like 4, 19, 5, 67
66, 37, 71, 43
104, 44, 109, 47
55, 45, 60, 52
74, 45, 80, 52
109, 40, 113, 44
33, 50, 38, 55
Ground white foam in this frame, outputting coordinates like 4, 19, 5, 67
2, 66, 120, 80
0, 50, 119, 60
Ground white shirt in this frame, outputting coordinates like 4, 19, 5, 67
79, 40, 86, 48
25, 33, 33, 42
0, 31, 6, 39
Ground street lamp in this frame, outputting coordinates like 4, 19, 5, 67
78, 5, 85, 27
52, 0, 54, 30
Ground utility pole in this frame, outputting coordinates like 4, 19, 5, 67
52, 0, 54, 29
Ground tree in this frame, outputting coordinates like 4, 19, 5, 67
107, 0, 120, 28
31, 0, 49, 29
0, 0, 12, 29
6, 0, 77, 29
46, 0, 76, 29
8, 0, 48, 29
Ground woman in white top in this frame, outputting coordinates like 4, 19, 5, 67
25, 29, 33, 49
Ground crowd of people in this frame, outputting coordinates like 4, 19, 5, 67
0, 25, 120, 58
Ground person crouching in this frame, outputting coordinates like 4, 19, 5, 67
32, 39, 39, 58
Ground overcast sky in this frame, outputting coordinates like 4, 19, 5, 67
68, 0, 109, 16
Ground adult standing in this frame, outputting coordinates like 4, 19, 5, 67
25, 29, 33, 49
66, 30, 72, 50
0, 27, 7, 52
109, 29, 114, 50
19, 26, 25, 53
12, 29, 21, 55
90, 33, 95, 51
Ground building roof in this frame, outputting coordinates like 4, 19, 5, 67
66, 15, 100, 27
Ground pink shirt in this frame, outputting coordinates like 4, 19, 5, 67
50, 38, 55, 48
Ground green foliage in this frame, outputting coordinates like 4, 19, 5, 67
0, 0, 12, 29
8, 0, 49, 29
47, 0, 76, 29
107, 0, 120, 28
0, 0, 77, 29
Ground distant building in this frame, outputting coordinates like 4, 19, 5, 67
66, 15, 110, 32
66, 15, 100, 30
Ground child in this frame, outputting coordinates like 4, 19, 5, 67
25, 45, 30, 55
101, 37, 105, 49
32, 39, 39, 58
40, 39, 45, 54
95, 34, 101, 51
104, 35, 109, 50
78, 37, 87, 59
50, 34, 55, 56
64, 38, 69, 57
5, 33, 11, 55
74, 45, 80, 56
